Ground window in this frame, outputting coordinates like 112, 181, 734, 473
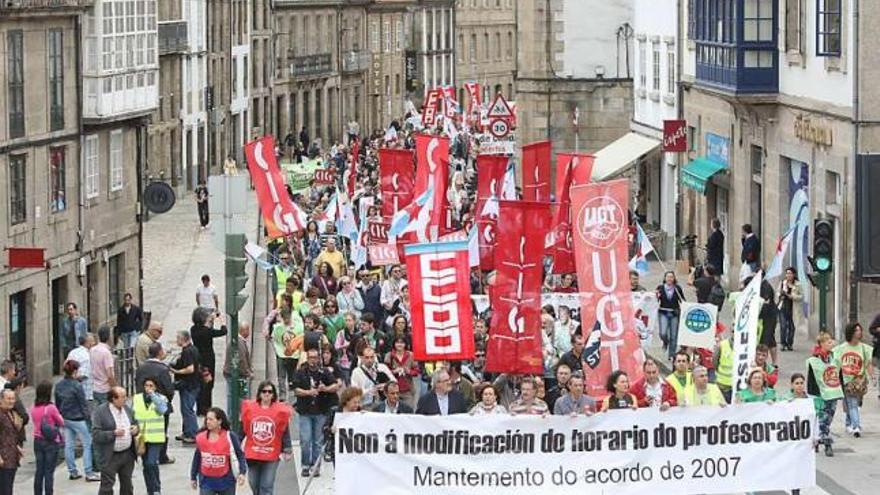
396, 19, 404, 51
84, 135, 99, 199
8, 155, 26, 225
370, 20, 380, 52
457, 34, 464, 62
507, 32, 513, 59
109, 130, 124, 191
50, 147, 66, 212
483, 32, 489, 60
384, 20, 392, 53
638, 40, 646, 88
687, 0, 695, 39
495, 32, 501, 60
469, 34, 476, 61
666, 49, 675, 95
744, 0, 774, 42
48, 29, 65, 131
817, 0, 841, 56
652, 43, 661, 91
7, 30, 25, 139
785, 0, 803, 52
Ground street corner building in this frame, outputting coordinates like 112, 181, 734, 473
1, 0, 148, 384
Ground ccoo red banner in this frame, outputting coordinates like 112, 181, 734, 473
404, 241, 475, 361
379, 148, 415, 218
475, 155, 509, 270
245, 136, 307, 238
485, 200, 551, 375
521, 141, 552, 202
555, 153, 594, 200
570, 179, 644, 396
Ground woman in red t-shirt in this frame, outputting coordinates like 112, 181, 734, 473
240, 381, 293, 495
190, 408, 246, 494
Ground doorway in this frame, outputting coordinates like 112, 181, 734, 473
52, 277, 68, 374
9, 290, 29, 378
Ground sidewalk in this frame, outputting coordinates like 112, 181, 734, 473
639, 261, 876, 495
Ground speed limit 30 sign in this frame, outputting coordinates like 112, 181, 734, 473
489, 119, 510, 138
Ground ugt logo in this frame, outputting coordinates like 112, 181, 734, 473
575, 196, 625, 249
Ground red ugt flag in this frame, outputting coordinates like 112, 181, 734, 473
570, 180, 644, 396
405, 241, 475, 361
485, 200, 551, 375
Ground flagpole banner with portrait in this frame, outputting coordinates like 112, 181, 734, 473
677, 303, 719, 350
405, 241, 475, 361
485, 200, 551, 374
570, 180, 644, 396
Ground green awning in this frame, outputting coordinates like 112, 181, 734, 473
681, 157, 727, 194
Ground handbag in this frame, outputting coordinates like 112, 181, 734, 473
136, 432, 147, 456
845, 374, 868, 398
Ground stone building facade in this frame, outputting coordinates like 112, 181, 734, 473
454, 0, 516, 105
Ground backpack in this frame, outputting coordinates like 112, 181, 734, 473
40, 409, 62, 445
709, 283, 726, 311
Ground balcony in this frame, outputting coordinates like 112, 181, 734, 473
289, 53, 333, 78
692, 0, 778, 95
158, 21, 188, 56
342, 51, 369, 74
0, 0, 93, 10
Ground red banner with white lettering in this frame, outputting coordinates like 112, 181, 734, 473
245, 136, 307, 238
475, 155, 509, 270
379, 148, 415, 218
347, 140, 359, 197
521, 141, 552, 202
570, 180, 644, 396
555, 153, 594, 200
367, 220, 390, 245
404, 241, 475, 361
415, 133, 450, 242
368, 243, 400, 266
485, 200, 551, 374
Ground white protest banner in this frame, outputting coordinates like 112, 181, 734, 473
678, 302, 718, 350
335, 400, 816, 495
733, 272, 763, 392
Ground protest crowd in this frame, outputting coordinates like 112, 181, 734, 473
0, 90, 875, 495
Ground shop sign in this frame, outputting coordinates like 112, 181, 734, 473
663, 119, 687, 152
794, 114, 833, 147
705, 133, 730, 167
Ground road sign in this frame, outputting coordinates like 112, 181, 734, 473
487, 93, 514, 120
489, 119, 510, 138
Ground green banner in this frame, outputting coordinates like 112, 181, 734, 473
281, 159, 322, 193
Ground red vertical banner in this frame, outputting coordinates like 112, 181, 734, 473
415, 134, 450, 241
555, 153, 594, 200
570, 180, 644, 396
521, 140, 552, 202
548, 154, 581, 274
475, 155, 509, 270
245, 136, 307, 238
485, 200, 551, 375
347, 140, 359, 198
379, 148, 415, 218
405, 241, 475, 361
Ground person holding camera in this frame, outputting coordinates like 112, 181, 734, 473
292, 349, 338, 478
349, 346, 395, 408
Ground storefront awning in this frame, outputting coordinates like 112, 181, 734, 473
681, 157, 727, 194
592, 132, 661, 181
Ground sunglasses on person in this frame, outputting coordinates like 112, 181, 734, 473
260, 389, 274, 395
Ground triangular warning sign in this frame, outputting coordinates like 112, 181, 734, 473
487, 94, 513, 119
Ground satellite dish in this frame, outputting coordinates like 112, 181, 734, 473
144, 182, 176, 214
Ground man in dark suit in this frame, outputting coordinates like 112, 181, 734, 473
706, 218, 725, 275
92, 386, 139, 495
372, 382, 414, 414
416, 369, 467, 415
740, 223, 760, 275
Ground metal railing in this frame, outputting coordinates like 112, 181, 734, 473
114, 346, 136, 397
0, 0, 93, 10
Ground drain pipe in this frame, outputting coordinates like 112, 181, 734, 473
849, 0, 860, 322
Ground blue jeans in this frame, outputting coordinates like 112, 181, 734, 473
200, 488, 235, 495
34, 438, 59, 495
298, 414, 327, 468
142, 443, 161, 494
844, 394, 861, 430
179, 386, 200, 438
247, 459, 285, 495
659, 313, 679, 358
120, 331, 138, 349
63, 419, 95, 476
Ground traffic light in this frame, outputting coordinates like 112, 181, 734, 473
812, 219, 834, 273
225, 233, 249, 315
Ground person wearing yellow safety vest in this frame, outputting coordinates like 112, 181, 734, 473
133, 377, 168, 495
713, 331, 735, 404
807, 332, 844, 457
665, 350, 693, 405
273, 252, 295, 296
681, 366, 726, 407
